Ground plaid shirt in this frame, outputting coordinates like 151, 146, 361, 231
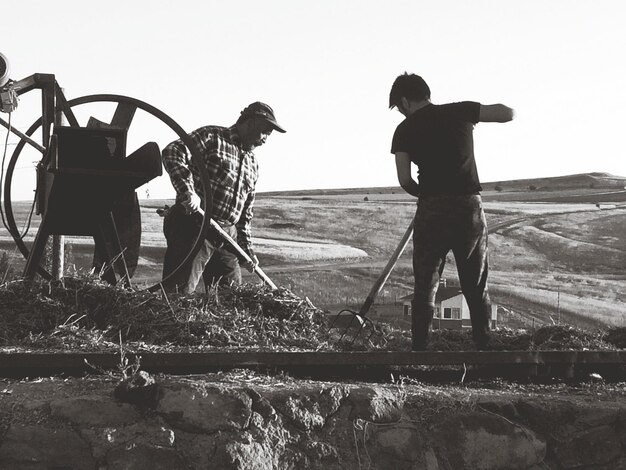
162, 125, 258, 250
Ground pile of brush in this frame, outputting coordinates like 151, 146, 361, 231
0, 276, 623, 352
0, 276, 336, 352
421, 325, 622, 351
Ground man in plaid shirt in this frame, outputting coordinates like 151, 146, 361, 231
161, 102, 286, 293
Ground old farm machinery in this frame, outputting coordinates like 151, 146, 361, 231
0, 52, 277, 291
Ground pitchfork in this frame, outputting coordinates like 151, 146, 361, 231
156, 205, 277, 290
330, 219, 414, 345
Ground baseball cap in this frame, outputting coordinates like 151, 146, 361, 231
240, 102, 286, 133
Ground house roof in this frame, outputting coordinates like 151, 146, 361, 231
435, 287, 464, 302
400, 286, 463, 303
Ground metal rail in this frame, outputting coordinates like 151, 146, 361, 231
0, 350, 623, 377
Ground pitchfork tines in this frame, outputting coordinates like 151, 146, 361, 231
329, 308, 379, 346
329, 219, 415, 346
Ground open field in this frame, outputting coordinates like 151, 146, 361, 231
0, 172, 625, 330
255, 197, 626, 329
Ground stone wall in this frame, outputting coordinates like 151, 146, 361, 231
0, 374, 625, 469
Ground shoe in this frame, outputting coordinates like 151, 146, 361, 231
411, 311, 431, 352
475, 336, 490, 351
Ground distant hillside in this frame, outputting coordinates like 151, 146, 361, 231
259, 172, 626, 197
481, 172, 626, 191
260, 186, 400, 197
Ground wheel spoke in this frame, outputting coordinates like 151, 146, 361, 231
0, 117, 45, 153
110, 102, 137, 129
54, 84, 80, 127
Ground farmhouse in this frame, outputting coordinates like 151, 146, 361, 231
401, 285, 498, 330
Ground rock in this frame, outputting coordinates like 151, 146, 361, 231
214, 435, 276, 470
216, 442, 302, 470
515, 398, 577, 434
80, 421, 177, 460
433, 412, 546, 470
171, 431, 218, 470
247, 388, 279, 424
156, 383, 252, 433
620, 412, 626, 448
317, 386, 350, 420
367, 423, 435, 469
552, 424, 622, 469
348, 386, 404, 423
20, 399, 49, 412
114, 370, 159, 407
277, 393, 325, 431
50, 395, 140, 427
374, 424, 422, 460
573, 404, 625, 429
0, 425, 95, 470
476, 399, 520, 421
303, 440, 339, 462
272, 386, 349, 432
106, 443, 188, 470
516, 400, 626, 469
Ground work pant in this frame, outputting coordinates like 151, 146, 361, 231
411, 194, 491, 348
161, 203, 241, 293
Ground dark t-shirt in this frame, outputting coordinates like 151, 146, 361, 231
391, 101, 482, 195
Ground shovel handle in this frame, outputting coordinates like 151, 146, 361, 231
197, 208, 278, 290
358, 219, 414, 317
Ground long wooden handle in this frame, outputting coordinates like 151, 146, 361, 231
198, 209, 278, 290
358, 219, 414, 317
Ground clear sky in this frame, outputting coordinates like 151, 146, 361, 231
2, 0, 625, 200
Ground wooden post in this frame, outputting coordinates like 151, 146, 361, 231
51, 88, 65, 280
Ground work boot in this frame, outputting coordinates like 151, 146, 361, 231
412, 336, 428, 351
467, 300, 491, 350
411, 310, 432, 351
474, 331, 490, 351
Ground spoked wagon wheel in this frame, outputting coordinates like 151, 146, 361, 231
2, 91, 212, 292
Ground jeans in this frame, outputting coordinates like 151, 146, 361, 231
161, 203, 241, 293
411, 194, 491, 347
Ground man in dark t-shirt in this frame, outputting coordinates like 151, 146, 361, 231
389, 73, 514, 350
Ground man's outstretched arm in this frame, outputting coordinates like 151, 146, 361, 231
395, 152, 420, 198
479, 104, 515, 122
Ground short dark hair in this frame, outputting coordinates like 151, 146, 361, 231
388, 73, 431, 109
